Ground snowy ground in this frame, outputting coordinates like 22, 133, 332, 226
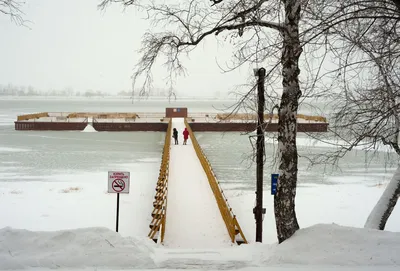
226, 183, 400, 244
1, 224, 399, 270
1, 138, 400, 269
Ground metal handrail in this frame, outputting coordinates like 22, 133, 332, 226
184, 119, 247, 244
148, 119, 171, 243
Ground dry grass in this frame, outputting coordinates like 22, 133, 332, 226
60, 187, 82, 193
374, 183, 386, 188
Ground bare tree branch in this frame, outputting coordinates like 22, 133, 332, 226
0, 0, 26, 25
303, 0, 400, 230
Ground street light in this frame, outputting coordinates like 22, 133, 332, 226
253, 67, 266, 243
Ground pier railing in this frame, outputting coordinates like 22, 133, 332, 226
17, 112, 49, 121
148, 119, 171, 243
188, 112, 327, 123
184, 119, 248, 245
16, 112, 326, 124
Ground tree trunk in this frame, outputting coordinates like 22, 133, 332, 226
391, 0, 400, 13
364, 165, 400, 230
274, 0, 302, 244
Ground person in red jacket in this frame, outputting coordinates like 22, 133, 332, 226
183, 128, 189, 145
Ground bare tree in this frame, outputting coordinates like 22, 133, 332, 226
304, 0, 400, 230
100, 0, 308, 243
0, 0, 25, 25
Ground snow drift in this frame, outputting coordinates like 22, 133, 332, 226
82, 124, 97, 132
259, 224, 400, 266
0, 227, 155, 269
365, 165, 400, 230
0, 224, 400, 269
157, 224, 400, 268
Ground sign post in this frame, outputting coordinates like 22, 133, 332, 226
116, 192, 120, 232
108, 171, 130, 232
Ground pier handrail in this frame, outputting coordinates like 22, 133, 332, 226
186, 112, 326, 123
16, 112, 326, 124
184, 119, 247, 244
214, 113, 327, 122
148, 119, 171, 243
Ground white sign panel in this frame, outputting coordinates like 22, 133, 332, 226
108, 171, 130, 194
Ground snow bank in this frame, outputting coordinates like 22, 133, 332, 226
259, 224, 400, 266
82, 124, 97, 132
0, 224, 399, 269
150, 224, 400, 269
365, 165, 400, 229
0, 227, 155, 269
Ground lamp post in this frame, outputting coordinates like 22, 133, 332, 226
253, 67, 266, 243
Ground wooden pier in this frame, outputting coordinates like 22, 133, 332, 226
14, 107, 328, 132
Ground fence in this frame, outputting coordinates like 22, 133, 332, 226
148, 119, 172, 243
184, 119, 248, 244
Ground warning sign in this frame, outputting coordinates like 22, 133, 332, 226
108, 171, 130, 194
112, 179, 125, 192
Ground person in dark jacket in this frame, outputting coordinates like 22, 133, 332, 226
172, 128, 178, 145
183, 127, 189, 145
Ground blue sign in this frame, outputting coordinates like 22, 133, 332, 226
271, 174, 279, 195
177, 108, 180, 112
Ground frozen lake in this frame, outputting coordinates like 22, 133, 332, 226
0, 97, 397, 188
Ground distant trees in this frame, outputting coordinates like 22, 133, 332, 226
0, 84, 85, 97
84, 90, 108, 97
117, 90, 131, 96
0, 84, 155, 97
0, 84, 37, 96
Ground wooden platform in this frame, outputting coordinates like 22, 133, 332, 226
14, 109, 328, 132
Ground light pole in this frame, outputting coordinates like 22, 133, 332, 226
253, 67, 266, 243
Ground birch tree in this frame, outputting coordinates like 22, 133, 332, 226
100, 0, 306, 243
304, 0, 400, 230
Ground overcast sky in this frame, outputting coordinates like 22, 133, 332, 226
0, 0, 251, 96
